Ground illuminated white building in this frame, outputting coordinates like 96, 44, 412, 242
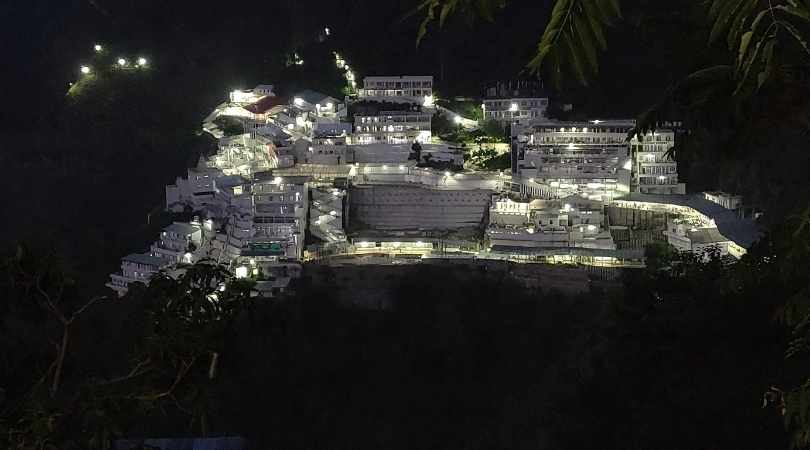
353, 110, 432, 144
703, 191, 743, 210
483, 97, 548, 124
106, 254, 167, 296
358, 76, 433, 105
251, 175, 309, 259
149, 222, 203, 264
487, 195, 615, 250
107, 220, 214, 296
513, 120, 634, 202
630, 129, 685, 194
611, 193, 760, 259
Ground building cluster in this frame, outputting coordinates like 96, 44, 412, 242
107, 74, 761, 296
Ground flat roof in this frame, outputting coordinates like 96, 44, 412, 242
164, 222, 200, 235
122, 253, 165, 267
615, 193, 761, 247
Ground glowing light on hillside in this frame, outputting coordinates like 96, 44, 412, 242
117, 58, 127, 67
136, 57, 148, 67
80, 65, 91, 74
94, 44, 103, 52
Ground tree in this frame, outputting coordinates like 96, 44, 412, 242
417, 0, 810, 446
1, 258, 256, 448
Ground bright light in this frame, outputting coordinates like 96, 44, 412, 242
136, 57, 147, 66
444, 171, 451, 177
454, 116, 463, 124
382, 165, 388, 169
591, 119, 602, 124
235, 266, 249, 279
567, 143, 577, 150
563, 203, 572, 211
527, 227, 535, 234
94, 44, 103, 52
80, 65, 91, 74
293, 97, 304, 106
509, 103, 519, 112
481, 103, 486, 110
324, 27, 331, 36
423, 95, 434, 108
398, 165, 405, 170
117, 58, 127, 67
623, 159, 632, 170
273, 176, 283, 185
587, 225, 597, 231
286, 123, 295, 130
249, 258, 256, 266
326, 102, 333, 109
528, 178, 535, 183
658, 175, 667, 180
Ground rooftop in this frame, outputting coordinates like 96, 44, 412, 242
122, 253, 166, 267
164, 222, 200, 235
617, 193, 762, 248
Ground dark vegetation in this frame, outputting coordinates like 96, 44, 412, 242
4, 0, 810, 447
0, 246, 792, 448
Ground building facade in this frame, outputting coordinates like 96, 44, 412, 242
358, 76, 433, 104
513, 120, 634, 202
483, 97, 548, 124
353, 110, 432, 144
630, 130, 684, 194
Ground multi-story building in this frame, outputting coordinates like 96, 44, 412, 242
513, 120, 634, 202
630, 129, 685, 194
482, 81, 549, 124
107, 254, 168, 296
150, 222, 203, 264
483, 98, 548, 124
486, 195, 615, 250
353, 110, 432, 144
251, 174, 309, 259
358, 76, 433, 105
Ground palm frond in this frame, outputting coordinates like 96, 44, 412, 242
413, 0, 506, 46
526, 0, 621, 86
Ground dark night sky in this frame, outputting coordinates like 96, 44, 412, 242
2, 0, 713, 127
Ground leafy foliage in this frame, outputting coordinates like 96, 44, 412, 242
414, 0, 507, 45
527, 0, 621, 86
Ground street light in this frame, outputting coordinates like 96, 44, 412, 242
117, 58, 127, 67
94, 44, 103, 52
136, 57, 148, 67
80, 65, 91, 74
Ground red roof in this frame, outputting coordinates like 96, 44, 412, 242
244, 95, 286, 114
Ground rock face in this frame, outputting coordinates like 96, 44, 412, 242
302, 260, 600, 310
